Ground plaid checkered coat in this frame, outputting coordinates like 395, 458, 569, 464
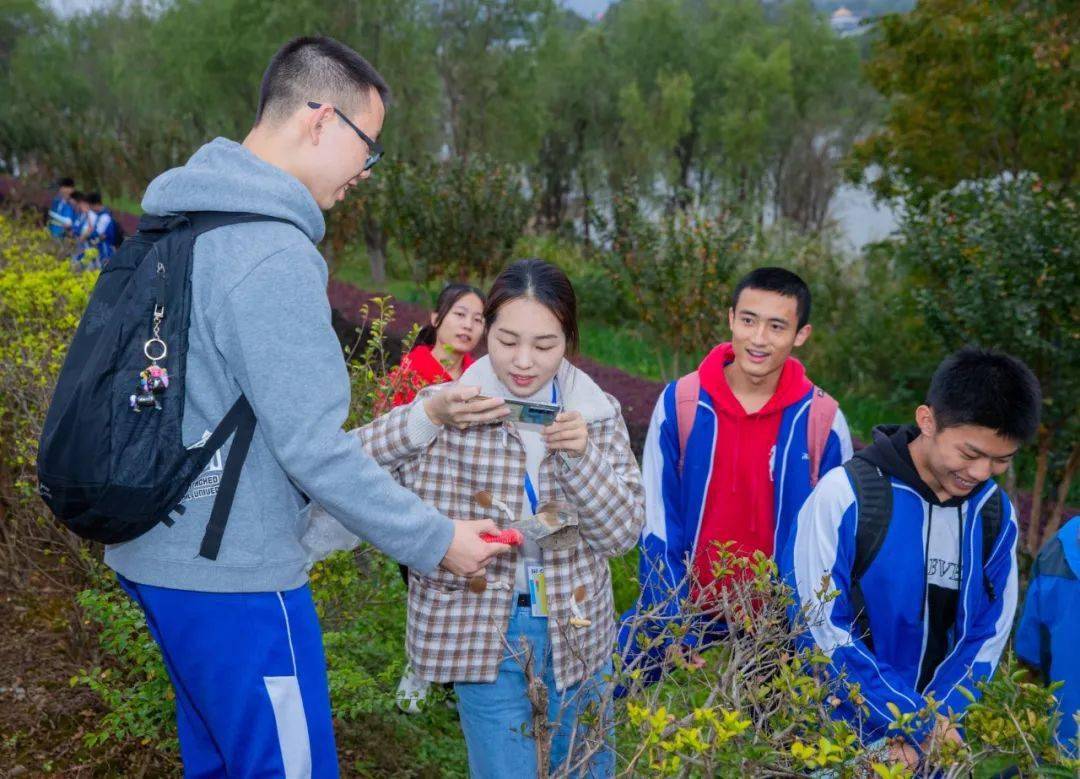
358, 357, 645, 690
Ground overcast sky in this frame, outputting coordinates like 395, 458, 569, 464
564, 0, 611, 18
49, 0, 614, 20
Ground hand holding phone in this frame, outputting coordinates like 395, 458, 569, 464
424, 386, 509, 429
470, 395, 561, 426
543, 411, 588, 456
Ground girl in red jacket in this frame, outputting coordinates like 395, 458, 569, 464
386, 283, 485, 713
378, 283, 485, 413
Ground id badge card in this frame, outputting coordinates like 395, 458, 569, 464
527, 565, 549, 618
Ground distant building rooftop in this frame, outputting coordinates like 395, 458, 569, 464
830, 7, 862, 33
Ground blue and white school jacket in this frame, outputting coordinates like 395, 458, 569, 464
617, 381, 852, 677
1015, 515, 1080, 755
90, 208, 117, 260
48, 195, 75, 238
71, 209, 92, 242
781, 464, 1019, 745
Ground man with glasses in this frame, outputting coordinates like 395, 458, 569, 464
105, 36, 509, 777
306, 100, 383, 175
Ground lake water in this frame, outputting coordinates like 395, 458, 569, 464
830, 182, 900, 251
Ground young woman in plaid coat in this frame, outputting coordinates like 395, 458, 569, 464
377, 283, 486, 714
358, 259, 645, 777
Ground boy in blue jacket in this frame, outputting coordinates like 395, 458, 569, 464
84, 192, 118, 267
619, 268, 853, 688
47, 177, 75, 238
1015, 514, 1080, 756
781, 347, 1040, 764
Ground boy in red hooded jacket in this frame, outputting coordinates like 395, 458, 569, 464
619, 267, 853, 687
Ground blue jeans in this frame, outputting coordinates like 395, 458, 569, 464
454, 606, 615, 778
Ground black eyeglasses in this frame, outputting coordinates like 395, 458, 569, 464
307, 101, 383, 172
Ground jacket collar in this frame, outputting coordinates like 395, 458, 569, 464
459, 356, 616, 423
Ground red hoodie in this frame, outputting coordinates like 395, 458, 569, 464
692, 343, 811, 597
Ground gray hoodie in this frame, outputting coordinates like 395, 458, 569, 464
104, 138, 454, 592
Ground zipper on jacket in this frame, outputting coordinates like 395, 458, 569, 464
688, 403, 719, 567
952, 505, 964, 649
921, 504, 933, 621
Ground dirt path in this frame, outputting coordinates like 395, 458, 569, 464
0, 582, 167, 777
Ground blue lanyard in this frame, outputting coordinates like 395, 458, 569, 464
524, 473, 539, 514
522, 380, 559, 514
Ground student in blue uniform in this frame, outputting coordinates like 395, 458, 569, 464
782, 347, 1040, 765
85, 192, 118, 267
1015, 515, 1080, 756
619, 268, 853, 689
69, 191, 97, 268
47, 177, 76, 238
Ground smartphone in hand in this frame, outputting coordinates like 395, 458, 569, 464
505, 398, 561, 426
476, 395, 561, 426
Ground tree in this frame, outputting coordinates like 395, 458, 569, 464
318, 0, 445, 282
892, 176, 1078, 553
561, 0, 869, 231
435, 0, 553, 164
771, 0, 878, 232
0, 3, 179, 193
0, 0, 443, 196
379, 156, 532, 285
0, 0, 49, 171
852, 0, 1079, 203
0, 0, 47, 83
529, 7, 590, 234
601, 197, 748, 379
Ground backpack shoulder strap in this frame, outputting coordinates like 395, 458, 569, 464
185, 211, 294, 237
129, 212, 291, 242
845, 457, 894, 586
674, 370, 700, 476
197, 395, 257, 561
843, 456, 893, 651
807, 385, 840, 488
979, 487, 1004, 601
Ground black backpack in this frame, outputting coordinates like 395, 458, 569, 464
844, 456, 1004, 650
37, 211, 287, 560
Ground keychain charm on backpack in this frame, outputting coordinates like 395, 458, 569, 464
129, 363, 170, 411
130, 305, 170, 412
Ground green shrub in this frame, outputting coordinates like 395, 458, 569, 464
0, 215, 98, 585
892, 176, 1079, 553
610, 549, 1080, 777
601, 197, 748, 380
963, 657, 1078, 775
378, 157, 532, 286
74, 563, 179, 758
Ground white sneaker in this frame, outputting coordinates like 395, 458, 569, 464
395, 663, 430, 714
